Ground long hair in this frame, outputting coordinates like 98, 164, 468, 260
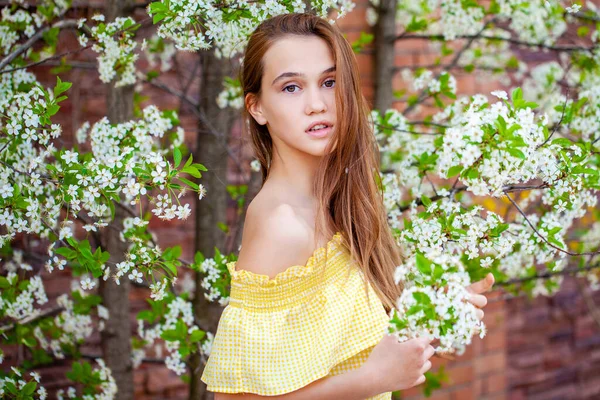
239, 12, 404, 313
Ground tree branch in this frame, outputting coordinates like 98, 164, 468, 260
495, 261, 600, 286
395, 33, 597, 53
504, 190, 600, 256
0, 305, 64, 334
402, 18, 496, 115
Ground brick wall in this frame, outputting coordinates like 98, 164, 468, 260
5, 1, 600, 399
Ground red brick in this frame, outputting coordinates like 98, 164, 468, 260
395, 38, 429, 53
426, 391, 452, 400
334, 3, 370, 31
486, 393, 508, 400
447, 364, 475, 386
484, 309, 506, 330
474, 352, 506, 376
450, 386, 476, 400
484, 372, 507, 395
512, 349, 544, 369
356, 53, 374, 76
145, 366, 186, 394
484, 329, 506, 353
133, 370, 147, 397
461, 335, 483, 361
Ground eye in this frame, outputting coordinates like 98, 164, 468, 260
323, 79, 335, 88
283, 84, 300, 93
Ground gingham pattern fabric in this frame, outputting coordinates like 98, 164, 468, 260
200, 231, 392, 399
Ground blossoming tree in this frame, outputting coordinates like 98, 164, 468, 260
0, 0, 599, 399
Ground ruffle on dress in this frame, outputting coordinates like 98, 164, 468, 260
200, 231, 391, 398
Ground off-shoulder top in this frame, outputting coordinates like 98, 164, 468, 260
200, 231, 392, 399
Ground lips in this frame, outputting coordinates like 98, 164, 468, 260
306, 120, 333, 133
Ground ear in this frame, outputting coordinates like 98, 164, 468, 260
245, 93, 267, 125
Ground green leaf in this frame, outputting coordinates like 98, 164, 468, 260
148, 2, 167, 13
511, 87, 522, 102
184, 153, 193, 168
22, 336, 37, 348
413, 291, 432, 306
421, 195, 432, 208
506, 147, 526, 159
137, 309, 155, 322
54, 76, 72, 97
173, 148, 182, 168
406, 15, 428, 32
178, 177, 198, 190
22, 381, 37, 396
47, 104, 60, 116
0, 276, 10, 288
190, 329, 206, 343
163, 261, 177, 276
146, 70, 159, 81
161, 328, 180, 342
415, 253, 432, 275
153, 13, 167, 24
192, 163, 207, 171
194, 251, 205, 265
447, 165, 463, 178
551, 138, 572, 147
577, 26, 590, 37
55, 247, 76, 259
182, 166, 201, 178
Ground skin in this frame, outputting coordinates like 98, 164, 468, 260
245, 34, 338, 244
218, 35, 495, 399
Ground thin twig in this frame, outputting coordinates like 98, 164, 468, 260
504, 191, 600, 256
402, 18, 496, 115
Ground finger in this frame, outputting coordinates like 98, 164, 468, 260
475, 308, 484, 320
423, 345, 435, 360
467, 273, 495, 294
414, 375, 426, 386
467, 293, 488, 308
419, 360, 432, 375
418, 336, 434, 346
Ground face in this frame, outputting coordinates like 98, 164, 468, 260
246, 35, 337, 157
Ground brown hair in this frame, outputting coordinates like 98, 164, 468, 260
239, 12, 404, 313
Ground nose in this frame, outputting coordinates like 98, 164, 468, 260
305, 86, 327, 114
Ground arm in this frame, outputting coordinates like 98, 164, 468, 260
214, 366, 378, 400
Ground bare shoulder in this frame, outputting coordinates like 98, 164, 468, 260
235, 197, 315, 279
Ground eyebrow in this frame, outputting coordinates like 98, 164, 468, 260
271, 66, 336, 86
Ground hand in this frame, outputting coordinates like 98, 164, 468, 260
465, 272, 495, 321
359, 335, 435, 396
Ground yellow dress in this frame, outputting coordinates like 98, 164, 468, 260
200, 231, 392, 399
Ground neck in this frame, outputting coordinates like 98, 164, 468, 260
266, 145, 322, 202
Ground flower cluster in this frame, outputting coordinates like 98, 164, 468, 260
135, 293, 213, 376
389, 252, 485, 355
1, 272, 48, 320
217, 77, 244, 110
368, 0, 568, 45
0, 367, 48, 399
86, 16, 139, 87
0, 1, 70, 58
378, 83, 598, 298
198, 257, 231, 306
143, 34, 177, 72
148, 0, 355, 56
55, 359, 117, 400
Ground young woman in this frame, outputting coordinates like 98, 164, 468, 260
200, 12, 494, 399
